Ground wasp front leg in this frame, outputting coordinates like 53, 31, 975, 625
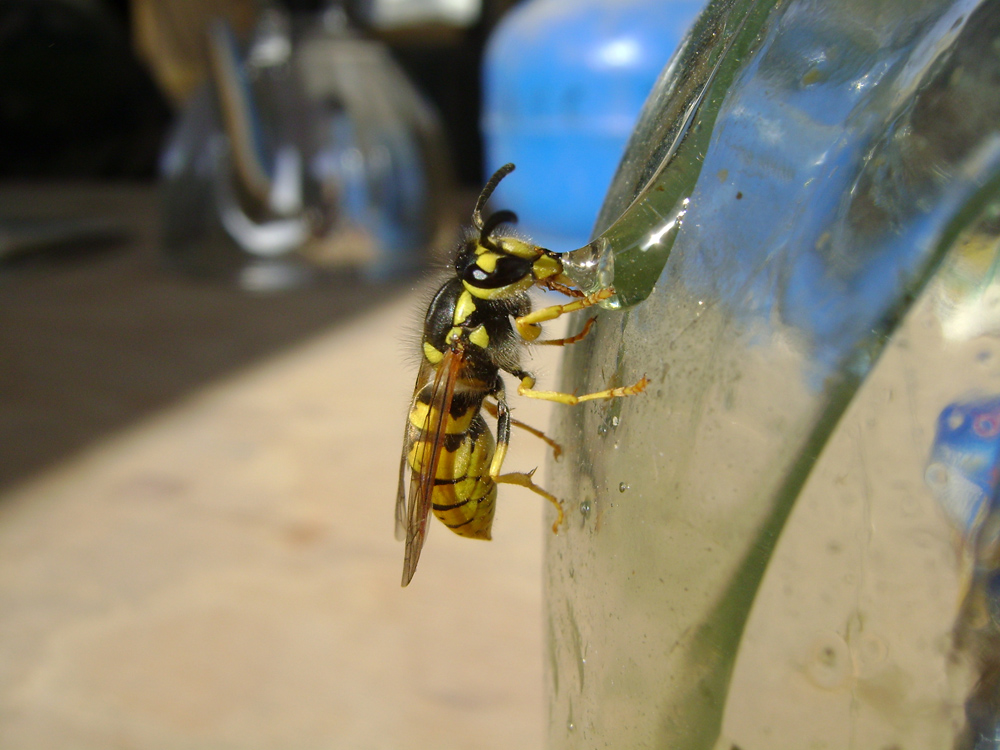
541, 278, 586, 298
515, 288, 615, 342
533, 316, 596, 347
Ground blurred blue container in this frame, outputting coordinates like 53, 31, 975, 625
481, 0, 704, 252
927, 397, 1000, 536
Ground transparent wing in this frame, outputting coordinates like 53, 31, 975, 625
395, 359, 433, 543
400, 348, 464, 587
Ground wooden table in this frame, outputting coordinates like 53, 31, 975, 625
0, 183, 551, 749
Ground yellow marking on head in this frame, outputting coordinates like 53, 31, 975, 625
475, 252, 500, 272
532, 253, 561, 280
462, 276, 533, 300
423, 342, 444, 364
501, 238, 545, 260
453, 290, 477, 326
469, 324, 489, 349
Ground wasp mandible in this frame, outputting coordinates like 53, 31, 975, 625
396, 163, 648, 586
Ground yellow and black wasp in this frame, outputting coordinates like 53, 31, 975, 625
396, 163, 648, 586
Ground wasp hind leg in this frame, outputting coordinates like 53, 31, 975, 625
488, 380, 565, 532
496, 470, 565, 533
483, 401, 562, 459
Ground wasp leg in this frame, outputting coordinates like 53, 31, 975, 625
495, 470, 565, 533
534, 316, 595, 347
542, 278, 586, 298
516, 288, 615, 341
488, 377, 512, 479
517, 373, 650, 405
484, 401, 562, 459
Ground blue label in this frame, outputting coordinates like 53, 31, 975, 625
926, 397, 1000, 535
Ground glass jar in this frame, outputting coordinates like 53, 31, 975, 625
546, 0, 1000, 747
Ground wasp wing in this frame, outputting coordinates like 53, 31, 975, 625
400, 347, 463, 587
395, 358, 435, 543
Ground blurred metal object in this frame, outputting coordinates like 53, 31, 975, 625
132, 0, 257, 105
160, 5, 452, 290
361, 0, 482, 29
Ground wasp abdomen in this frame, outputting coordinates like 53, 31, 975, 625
406, 403, 497, 540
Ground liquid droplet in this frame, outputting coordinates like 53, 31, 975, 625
619, 482, 629, 493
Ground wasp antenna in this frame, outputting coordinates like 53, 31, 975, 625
473, 163, 516, 229
479, 209, 518, 248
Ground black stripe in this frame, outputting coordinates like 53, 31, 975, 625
433, 496, 473, 511
444, 516, 475, 529
443, 433, 465, 452
450, 393, 481, 418
433, 475, 465, 486
411, 432, 466, 457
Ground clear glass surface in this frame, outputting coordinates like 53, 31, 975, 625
546, 0, 1000, 747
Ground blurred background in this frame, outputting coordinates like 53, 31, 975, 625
0, 0, 701, 747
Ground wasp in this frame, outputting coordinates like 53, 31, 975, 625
396, 163, 648, 586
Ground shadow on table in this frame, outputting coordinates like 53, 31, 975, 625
0, 182, 418, 492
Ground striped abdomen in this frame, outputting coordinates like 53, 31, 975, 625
406, 399, 497, 540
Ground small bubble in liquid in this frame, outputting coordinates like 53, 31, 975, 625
619, 482, 629, 493
611, 416, 620, 427
580, 499, 592, 518
567, 722, 575, 732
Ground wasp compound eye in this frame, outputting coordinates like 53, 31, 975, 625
462, 254, 532, 289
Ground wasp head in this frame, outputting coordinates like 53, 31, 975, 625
456, 163, 563, 300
